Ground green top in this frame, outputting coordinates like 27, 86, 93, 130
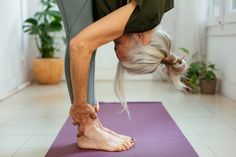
92, 0, 174, 33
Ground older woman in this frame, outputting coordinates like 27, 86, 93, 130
56, 0, 189, 152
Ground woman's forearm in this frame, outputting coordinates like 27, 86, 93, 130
68, 1, 137, 125
70, 44, 94, 106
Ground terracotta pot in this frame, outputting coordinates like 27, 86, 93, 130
200, 79, 217, 94
33, 57, 64, 84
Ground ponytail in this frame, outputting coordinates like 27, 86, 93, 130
114, 29, 191, 116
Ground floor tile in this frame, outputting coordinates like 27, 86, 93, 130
210, 146, 236, 157
199, 133, 236, 147
184, 115, 236, 134
0, 148, 19, 157
0, 136, 30, 148
0, 125, 35, 136
13, 147, 48, 157
218, 115, 236, 131
22, 135, 56, 148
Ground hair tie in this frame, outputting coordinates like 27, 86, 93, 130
160, 53, 185, 65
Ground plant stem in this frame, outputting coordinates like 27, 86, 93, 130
34, 36, 41, 52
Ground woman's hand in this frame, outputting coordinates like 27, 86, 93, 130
69, 103, 97, 126
70, 102, 100, 136
94, 101, 100, 113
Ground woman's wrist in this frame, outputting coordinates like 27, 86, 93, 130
73, 100, 87, 107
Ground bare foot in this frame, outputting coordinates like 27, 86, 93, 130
92, 102, 135, 142
77, 119, 135, 151
96, 118, 135, 142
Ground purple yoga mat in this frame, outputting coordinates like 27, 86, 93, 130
45, 102, 199, 157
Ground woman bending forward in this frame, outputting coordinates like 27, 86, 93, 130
58, 0, 189, 152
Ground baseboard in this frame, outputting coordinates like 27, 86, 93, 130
0, 81, 32, 102
221, 79, 236, 102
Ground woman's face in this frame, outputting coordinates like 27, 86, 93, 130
113, 34, 136, 62
114, 30, 154, 62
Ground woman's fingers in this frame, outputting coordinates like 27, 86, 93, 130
69, 104, 99, 136
72, 121, 77, 125
69, 103, 98, 126
94, 102, 100, 113
69, 108, 78, 125
90, 111, 97, 119
86, 104, 97, 119
78, 124, 85, 136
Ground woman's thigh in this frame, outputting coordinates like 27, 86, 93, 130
56, 0, 96, 105
56, 0, 94, 39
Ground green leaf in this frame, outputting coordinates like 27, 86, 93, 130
38, 23, 47, 31
34, 12, 44, 20
48, 10, 61, 17
48, 22, 62, 32
208, 63, 215, 70
40, 34, 54, 46
24, 18, 38, 25
179, 48, 191, 55
49, 11, 62, 21
22, 25, 31, 29
29, 26, 40, 35
23, 28, 32, 33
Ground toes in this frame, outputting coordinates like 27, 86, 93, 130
122, 136, 135, 147
128, 140, 135, 147
117, 145, 126, 151
130, 138, 136, 145
124, 136, 135, 143
130, 140, 135, 146
125, 139, 135, 148
121, 145, 127, 151
123, 142, 131, 150
125, 137, 135, 145
131, 137, 136, 142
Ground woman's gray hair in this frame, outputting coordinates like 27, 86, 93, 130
114, 29, 191, 118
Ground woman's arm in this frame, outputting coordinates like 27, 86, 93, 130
69, 0, 137, 126
70, 0, 137, 51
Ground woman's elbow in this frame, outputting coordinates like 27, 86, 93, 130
69, 37, 95, 54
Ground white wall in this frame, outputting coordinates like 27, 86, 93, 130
0, 0, 33, 99
207, 23, 236, 101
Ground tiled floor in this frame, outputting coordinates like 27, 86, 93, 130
0, 80, 236, 157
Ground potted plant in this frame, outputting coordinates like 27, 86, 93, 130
199, 62, 217, 94
179, 48, 200, 93
22, 0, 64, 84
181, 61, 204, 93
179, 48, 218, 94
